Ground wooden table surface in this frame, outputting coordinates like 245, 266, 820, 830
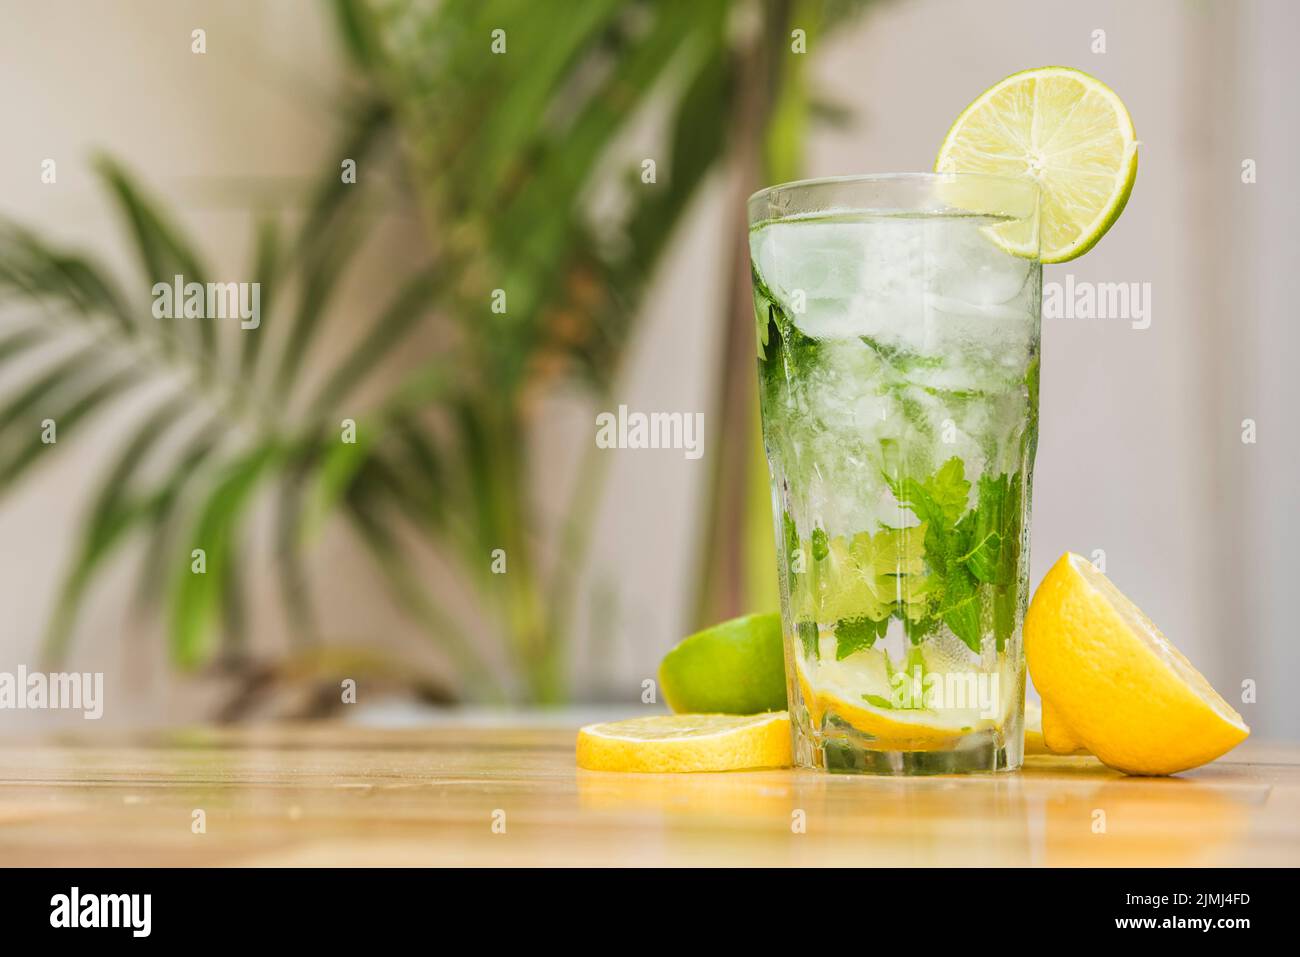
0, 723, 1295, 866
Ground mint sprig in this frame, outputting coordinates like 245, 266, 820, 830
884, 457, 1025, 653
783, 458, 1026, 658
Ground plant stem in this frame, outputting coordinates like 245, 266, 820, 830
542, 384, 617, 696
689, 16, 778, 629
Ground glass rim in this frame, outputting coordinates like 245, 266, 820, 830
747, 171, 1039, 225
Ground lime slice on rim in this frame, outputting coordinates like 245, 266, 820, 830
936, 66, 1138, 263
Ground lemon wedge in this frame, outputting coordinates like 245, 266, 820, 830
1025, 553, 1248, 774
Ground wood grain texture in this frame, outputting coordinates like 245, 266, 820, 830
0, 724, 1294, 866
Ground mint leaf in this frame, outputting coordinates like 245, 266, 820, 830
861, 335, 937, 366
811, 526, 829, 562
881, 453, 1031, 653
940, 566, 983, 653
782, 510, 801, 592
834, 616, 887, 659
752, 271, 782, 361
998, 472, 1024, 583
961, 529, 1002, 582
782, 510, 798, 556
927, 457, 971, 526
904, 614, 936, 646
797, 619, 819, 660
862, 693, 897, 710
884, 457, 972, 643
960, 474, 1008, 583
885, 457, 969, 568
885, 477, 949, 575
992, 473, 1025, 651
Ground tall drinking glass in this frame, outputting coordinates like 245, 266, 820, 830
748, 173, 1041, 774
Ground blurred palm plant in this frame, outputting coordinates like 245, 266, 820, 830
0, 0, 872, 707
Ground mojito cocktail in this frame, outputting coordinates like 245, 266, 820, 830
582, 69, 1240, 783
749, 174, 1040, 774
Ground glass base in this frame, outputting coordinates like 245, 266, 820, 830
793, 715, 1024, 775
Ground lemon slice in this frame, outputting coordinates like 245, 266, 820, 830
936, 66, 1138, 262
795, 648, 1001, 751
1025, 553, 1249, 775
576, 713, 792, 773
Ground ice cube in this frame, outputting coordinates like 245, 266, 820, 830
752, 219, 930, 345
752, 221, 876, 303
924, 218, 1034, 309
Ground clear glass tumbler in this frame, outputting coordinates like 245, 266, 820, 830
748, 173, 1041, 774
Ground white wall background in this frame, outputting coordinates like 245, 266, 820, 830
0, 0, 1295, 739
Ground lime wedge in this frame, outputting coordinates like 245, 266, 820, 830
936, 66, 1138, 263
658, 612, 787, 715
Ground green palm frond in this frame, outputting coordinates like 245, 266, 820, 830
94, 154, 212, 359
0, 99, 484, 681
0, 222, 135, 330
0, 0, 875, 705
